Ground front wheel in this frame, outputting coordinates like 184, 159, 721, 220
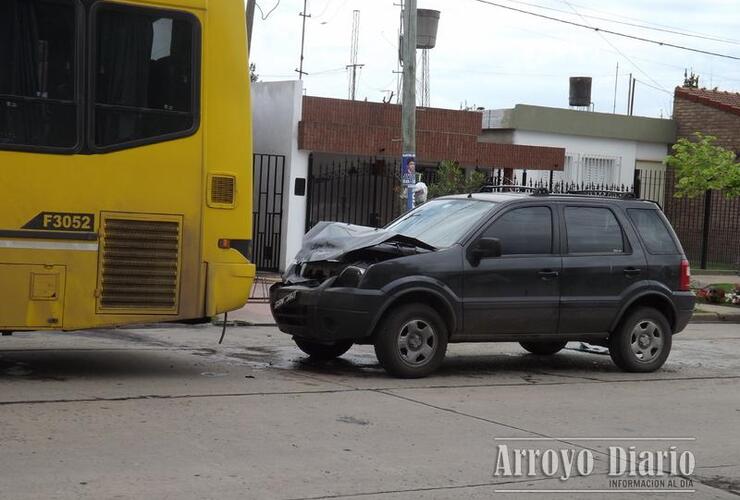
609, 307, 672, 372
293, 338, 353, 361
519, 340, 568, 355
374, 304, 448, 378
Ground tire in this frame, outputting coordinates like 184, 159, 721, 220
520, 340, 568, 356
609, 307, 672, 372
293, 338, 353, 361
374, 304, 448, 378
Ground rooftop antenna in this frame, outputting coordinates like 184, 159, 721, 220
347, 10, 364, 100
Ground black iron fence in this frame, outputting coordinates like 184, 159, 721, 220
483, 174, 636, 196
662, 169, 740, 270
306, 156, 403, 231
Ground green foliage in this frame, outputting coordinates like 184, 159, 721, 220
427, 161, 486, 199
664, 133, 739, 198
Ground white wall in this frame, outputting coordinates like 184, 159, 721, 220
252, 80, 309, 272
510, 130, 669, 187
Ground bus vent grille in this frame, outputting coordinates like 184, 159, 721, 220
100, 218, 181, 311
211, 175, 235, 206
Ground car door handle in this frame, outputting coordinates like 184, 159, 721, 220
538, 270, 559, 280
624, 267, 642, 276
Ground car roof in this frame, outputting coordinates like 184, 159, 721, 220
439, 192, 660, 207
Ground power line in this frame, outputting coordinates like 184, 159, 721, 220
472, 0, 740, 61
633, 78, 673, 95
563, 0, 740, 45
255, 0, 281, 20
559, 0, 668, 93
497, 0, 740, 46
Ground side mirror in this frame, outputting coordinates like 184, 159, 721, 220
470, 237, 502, 265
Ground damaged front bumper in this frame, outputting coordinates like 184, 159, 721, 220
269, 280, 386, 342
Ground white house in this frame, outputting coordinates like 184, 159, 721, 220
480, 104, 676, 192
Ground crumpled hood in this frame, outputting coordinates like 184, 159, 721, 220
295, 221, 435, 263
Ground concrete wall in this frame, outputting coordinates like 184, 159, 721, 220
252, 80, 309, 272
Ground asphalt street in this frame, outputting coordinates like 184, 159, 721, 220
1, 322, 739, 499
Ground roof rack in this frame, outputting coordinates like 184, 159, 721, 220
479, 185, 550, 196
566, 189, 637, 199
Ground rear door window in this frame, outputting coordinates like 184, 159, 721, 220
483, 206, 553, 255
628, 208, 679, 254
0, 0, 79, 151
565, 206, 625, 254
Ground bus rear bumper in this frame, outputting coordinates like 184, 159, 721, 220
206, 262, 256, 316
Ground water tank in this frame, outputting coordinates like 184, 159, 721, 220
417, 9, 440, 49
569, 76, 592, 107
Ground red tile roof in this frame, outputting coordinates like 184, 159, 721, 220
675, 87, 740, 116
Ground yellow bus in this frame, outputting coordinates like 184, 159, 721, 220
0, 0, 255, 333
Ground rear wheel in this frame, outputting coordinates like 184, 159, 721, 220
293, 338, 353, 361
374, 304, 448, 378
519, 340, 568, 355
609, 307, 672, 372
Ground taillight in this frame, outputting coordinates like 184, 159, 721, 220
679, 259, 691, 291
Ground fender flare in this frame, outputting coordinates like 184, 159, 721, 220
609, 288, 678, 332
367, 279, 460, 337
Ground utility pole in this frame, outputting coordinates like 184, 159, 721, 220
612, 62, 618, 114
296, 0, 310, 79
401, 0, 417, 211
347, 10, 364, 100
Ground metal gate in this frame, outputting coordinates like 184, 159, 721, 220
252, 154, 285, 272
306, 156, 403, 231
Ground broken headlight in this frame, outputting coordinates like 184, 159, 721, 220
333, 265, 366, 288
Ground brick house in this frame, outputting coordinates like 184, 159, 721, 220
666, 87, 740, 267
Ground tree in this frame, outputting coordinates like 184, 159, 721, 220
664, 133, 739, 198
250, 63, 259, 83
427, 160, 486, 199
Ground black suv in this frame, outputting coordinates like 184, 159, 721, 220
270, 190, 695, 378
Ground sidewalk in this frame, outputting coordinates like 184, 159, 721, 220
692, 273, 740, 288
224, 272, 280, 326
693, 302, 740, 323
227, 301, 276, 326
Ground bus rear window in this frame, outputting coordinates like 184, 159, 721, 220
93, 4, 198, 150
0, 0, 78, 150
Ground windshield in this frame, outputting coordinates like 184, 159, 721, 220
385, 199, 496, 248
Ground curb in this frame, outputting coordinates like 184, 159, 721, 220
214, 320, 277, 328
690, 312, 740, 324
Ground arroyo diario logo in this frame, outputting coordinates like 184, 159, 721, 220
492, 437, 696, 494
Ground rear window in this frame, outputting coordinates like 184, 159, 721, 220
565, 206, 625, 254
93, 3, 198, 150
628, 209, 679, 254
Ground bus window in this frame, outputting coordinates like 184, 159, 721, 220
0, 0, 78, 151
93, 4, 199, 150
